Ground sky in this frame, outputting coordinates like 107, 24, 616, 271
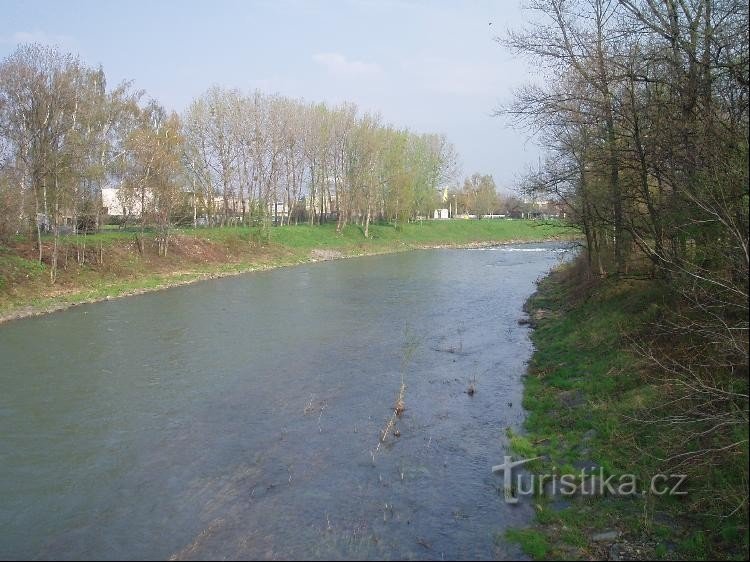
0, 0, 540, 191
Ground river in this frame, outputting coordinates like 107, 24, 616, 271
0, 243, 567, 560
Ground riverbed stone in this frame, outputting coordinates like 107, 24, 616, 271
582, 429, 598, 441
558, 389, 586, 408
607, 540, 658, 560
592, 530, 621, 542
309, 248, 344, 261
532, 309, 549, 321
578, 475, 605, 496
543, 479, 577, 498
549, 498, 571, 512
609, 543, 624, 560
573, 458, 599, 472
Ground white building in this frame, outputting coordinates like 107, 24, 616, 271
102, 187, 150, 218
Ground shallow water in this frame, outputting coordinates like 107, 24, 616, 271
0, 243, 567, 560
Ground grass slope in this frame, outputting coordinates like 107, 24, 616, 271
0, 219, 572, 323
505, 262, 748, 561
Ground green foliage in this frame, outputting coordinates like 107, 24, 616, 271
0, 251, 45, 290
504, 529, 550, 559
503, 261, 749, 560
189, 219, 571, 250
0, 220, 572, 321
505, 428, 538, 459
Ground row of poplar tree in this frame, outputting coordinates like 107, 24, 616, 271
0, 43, 459, 267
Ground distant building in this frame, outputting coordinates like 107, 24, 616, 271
101, 187, 123, 217
433, 208, 450, 219
521, 197, 567, 220
102, 186, 150, 218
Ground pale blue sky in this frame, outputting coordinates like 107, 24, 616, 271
1, 0, 540, 190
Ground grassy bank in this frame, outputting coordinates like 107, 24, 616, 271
0, 219, 572, 324
505, 261, 749, 560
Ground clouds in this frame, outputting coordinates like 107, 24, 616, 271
312, 52, 383, 78
399, 55, 519, 98
0, 0, 540, 188
0, 29, 76, 51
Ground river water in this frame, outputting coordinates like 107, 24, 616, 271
0, 243, 567, 560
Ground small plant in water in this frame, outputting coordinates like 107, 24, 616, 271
466, 375, 478, 396
456, 321, 465, 353
394, 378, 406, 416
371, 325, 419, 462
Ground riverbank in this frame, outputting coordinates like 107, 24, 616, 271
0, 219, 572, 324
505, 260, 748, 560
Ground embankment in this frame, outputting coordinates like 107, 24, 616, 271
505, 259, 748, 560
0, 219, 572, 324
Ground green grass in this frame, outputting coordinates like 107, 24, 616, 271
0, 219, 575, 322
506, 427, 539, 459
81, 220, 570, 256
40, 228, 149, 246
0, 251, 45, 290
190, 219, 571, 249
504, 529, 550, 559
504, 261, 749, 560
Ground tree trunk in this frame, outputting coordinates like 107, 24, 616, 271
364, 201, 372, 238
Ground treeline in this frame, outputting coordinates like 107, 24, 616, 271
503, 1, 748, 518
0, 43, 460, 277
182, 87, 458, 231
